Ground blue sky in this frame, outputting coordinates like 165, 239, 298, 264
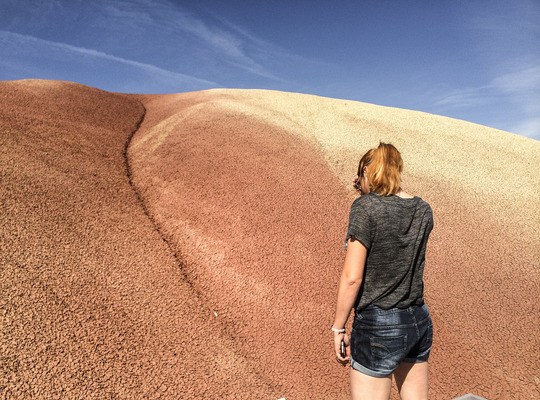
1, 0, 539, 140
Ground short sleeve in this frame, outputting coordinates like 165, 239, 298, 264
344, 196, 372, 250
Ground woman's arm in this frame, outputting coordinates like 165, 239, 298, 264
332, 238, 368, 362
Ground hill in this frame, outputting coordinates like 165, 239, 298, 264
2, 80, 539, 399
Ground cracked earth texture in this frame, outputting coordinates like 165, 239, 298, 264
1, 80, 539, 399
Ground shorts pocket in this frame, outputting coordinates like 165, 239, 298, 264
370, 334, 408, 359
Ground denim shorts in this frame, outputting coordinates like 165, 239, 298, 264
349, 302, 433, 378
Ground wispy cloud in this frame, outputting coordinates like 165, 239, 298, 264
0, 0, 331, 89
175, 14, 278, 80
510, 117, 540, 140
99, 0, 283, 81
0, 30, 217, 87
434, 65, 540, 110
492, 65, 540, 93
431, 64, 540, 138
98, 0, 329, 83
433, 85, 494, 108
208, 10, 335, 69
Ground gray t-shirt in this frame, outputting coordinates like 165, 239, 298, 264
344, 192, 434, 311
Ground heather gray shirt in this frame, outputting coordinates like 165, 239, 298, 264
344, 192, 434, 311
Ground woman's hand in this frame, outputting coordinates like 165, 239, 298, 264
334, 332, 350, 365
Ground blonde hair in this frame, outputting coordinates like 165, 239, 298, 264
357, 142, 403, 196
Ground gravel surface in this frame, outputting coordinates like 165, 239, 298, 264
2, 80, 539, 399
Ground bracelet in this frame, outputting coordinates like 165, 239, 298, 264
331, 326, 346, 334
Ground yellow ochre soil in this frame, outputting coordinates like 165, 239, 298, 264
1, 80, 539, 399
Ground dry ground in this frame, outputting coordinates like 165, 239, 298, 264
1, 80, 539, 399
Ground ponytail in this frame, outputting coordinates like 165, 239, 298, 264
357, 142, 403, 196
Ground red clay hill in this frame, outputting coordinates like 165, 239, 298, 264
2, 80, 539, 399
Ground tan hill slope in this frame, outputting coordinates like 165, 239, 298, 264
130, 89, 540, 400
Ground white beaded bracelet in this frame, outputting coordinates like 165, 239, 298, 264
331, 327, 346, 334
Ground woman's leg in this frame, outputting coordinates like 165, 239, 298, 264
393, 361, 429, 400
350, 368, 392, 400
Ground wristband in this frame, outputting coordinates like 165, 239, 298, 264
331, 327, 346, 334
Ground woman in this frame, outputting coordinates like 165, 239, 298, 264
332, 142, 434, 400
